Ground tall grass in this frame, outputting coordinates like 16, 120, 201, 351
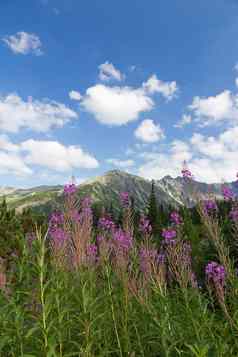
0, 180, 238, 356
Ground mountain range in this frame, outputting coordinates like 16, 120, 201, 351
1, 170, 237, 213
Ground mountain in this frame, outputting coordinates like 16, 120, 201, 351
74, 170, 179, 210
0, 170, 237, 213
0, 185, 63, 212
157, 175, 238, 207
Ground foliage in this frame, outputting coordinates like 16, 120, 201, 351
1, 182, 238, 356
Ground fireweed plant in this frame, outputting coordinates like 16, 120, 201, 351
1, 170, 238, 355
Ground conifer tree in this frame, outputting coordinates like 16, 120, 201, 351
0, 198, 22, 261
147, 180, 159, 236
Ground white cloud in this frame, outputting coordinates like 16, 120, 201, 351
174, 114, 192, 128
79, 72, 178, 126
138, 126, 238, 183
0, 136, 31, 176
98, 61, 123, 81
0, 136, 99, 177
3, 31, 43, 55
143, 74, 178, 100
0, 94, 77, 133
69, 90, 82, 101
81, 84, 153, 125
135, 119, 165, 143
189, 90, 238, 126
21, 139, 99, 172
170, 140, 192, 163
106, 158, 135, 168
0, 151, 32, 177
235, 78, 238, 88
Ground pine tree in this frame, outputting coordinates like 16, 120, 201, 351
0, 198, 22, 261
147, 180, 159, 236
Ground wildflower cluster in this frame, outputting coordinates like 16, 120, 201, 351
162, 228, 177, 244
49, 211, 68, 249
222, 185, 234, 201
98, 216, 115, 232
170, 211, 183, 226
181, 167, 193, 181
205, 261, 226, 287
64, 183, 77, 196
139, 215, 152, 235
203, 199, 218, 215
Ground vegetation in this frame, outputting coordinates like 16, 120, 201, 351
0, 174, 238, 356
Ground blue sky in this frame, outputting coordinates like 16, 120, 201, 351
1, 0, 238, 187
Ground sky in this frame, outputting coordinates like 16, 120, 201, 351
1, 0, 238, 187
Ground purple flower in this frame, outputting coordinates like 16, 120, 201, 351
80, 197, 93, 219
49, 211, 65, 237
229, 208, 238, 222
162, 228, 177, 244
96, 235, 104, 243
70, 209, 81, 222
203, 200, 218, 215
181, 162, 193, 181
98, 217, 115, 231
181, 168, 192, 179
170, 211, 183, 226
49, 211, 64, 226
205, 261, 226, 286
87, 243, 98, 264
81, 196, 93, 208
120, 192, 130, 207
139, 215, 152, 235
222, 185, 234, 201
64, 183, 77, 196
180, 241, 192, 265
50, 227, 69, 248
113, 228, 132, 251
139, 247, 158, 274
157, 253, 166, 264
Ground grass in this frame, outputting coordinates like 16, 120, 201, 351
0, 188, 238, 356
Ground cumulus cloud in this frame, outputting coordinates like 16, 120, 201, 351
98, 61, 123, 81
21, 139, 99, 171
189, 90, 238, 126
69, 90, 82, 101
143, 74, 178, 100
0, 136, 99, 177
106, 158, 135, 168
81, 84, 153, 125
174, 114, 192, 128
3, 31, 43, 55
0, 135, 31, 176
0, 94, 77, 133
0, 152, 32, 176
134, 119, 165, 143
78, 72, 178, 126
138, 126, 238, 183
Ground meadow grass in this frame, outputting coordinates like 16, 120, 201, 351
0, 181, 238, 356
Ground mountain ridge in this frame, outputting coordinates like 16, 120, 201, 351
0, 170, 237, 212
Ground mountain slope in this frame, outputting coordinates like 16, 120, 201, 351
157, 175, 238, 207
0, 170, 237, 213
